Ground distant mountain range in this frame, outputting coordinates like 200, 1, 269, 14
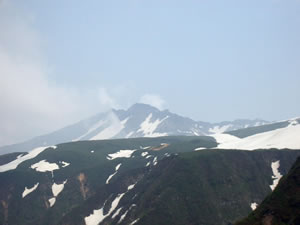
0, 103, 268, 154
0, 104, 299, 225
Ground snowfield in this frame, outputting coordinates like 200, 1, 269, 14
213, 122, 300, 150
107, 150, 136, 160
31, 160, 59, 172
0, 146, 56, 173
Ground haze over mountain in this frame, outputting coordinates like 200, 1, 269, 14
0, 103, 268, 155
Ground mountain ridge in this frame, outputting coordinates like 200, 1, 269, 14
0, 103, 268, 155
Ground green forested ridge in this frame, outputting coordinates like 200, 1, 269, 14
0, 136, 299, 225
235, 156, 300, 225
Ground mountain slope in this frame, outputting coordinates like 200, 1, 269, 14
104, 150, 300, 225
235, 156, 300, 225
0, 103, 268, 155
212, 118, 300, 150
0, 136, 299, 225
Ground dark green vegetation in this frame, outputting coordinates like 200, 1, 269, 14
226, 121, 292, 138
235, 157, 300, 225
0, 152, 26, 166
0, 136, 299, 225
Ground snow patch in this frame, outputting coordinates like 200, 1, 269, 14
48, 197, 56, 207
153, 157, 158, 166
31, 160, 59, 172
130, 218, 140, 225
137, 113, 169, 137
0, 146, 56, 173
107, 150, 136, 160
22, 183, 39, 198
106, 163, 122, 184
251, 202, 258, 210
146, 162, 151, 167
194, 147, 206, 151
52, 180, 67, 197
140, 146, 151, 150
141, 152, 148, 157
60, 161, 70, 168
91, 150, 94, 153
270, 161, 283, 191
85, 182, 137, 225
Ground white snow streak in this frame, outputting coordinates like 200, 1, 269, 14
73, 119, 105, 141
153, 157, 158, 166
90, 113, 125, 140
137, 113, 168, 137
31, 160, 59, 172
194, 147, 206, 151
111, 207, 123, 219
85, 183, 136, 225
106, 163, 122, 184
0, 146, 56, 173
270, 161, 283, 191
130, 218, 140, 225
141, 152, 148, 157
22, 183, 39, 198
118, 210, 129, 223
107, 150, 136, 160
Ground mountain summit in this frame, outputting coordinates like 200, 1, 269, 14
0, 103, 267, 154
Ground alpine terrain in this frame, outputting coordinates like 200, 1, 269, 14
0, 103, 268, 154
0, 105, 299, 225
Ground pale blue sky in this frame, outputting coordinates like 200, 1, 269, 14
1, 0, 300, 145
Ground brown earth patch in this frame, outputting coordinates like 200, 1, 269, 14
1, 200, 8, 224
77, 173, 89, 200
151, 143, 169, 151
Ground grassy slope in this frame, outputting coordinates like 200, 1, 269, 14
117, 150, 300, 225
235, 157, 300, 225
0, 136, 216, 225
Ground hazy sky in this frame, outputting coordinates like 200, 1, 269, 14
1, 0, 300, 145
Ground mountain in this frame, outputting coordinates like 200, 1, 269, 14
0, 103, 268, 155
212, 117, 300, 150
235, 156, 300, 225
0, 136, 299, 225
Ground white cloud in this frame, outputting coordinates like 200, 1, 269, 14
98, 88, 118, 109
0, 1, 101, 146
139, 94, 166, 110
